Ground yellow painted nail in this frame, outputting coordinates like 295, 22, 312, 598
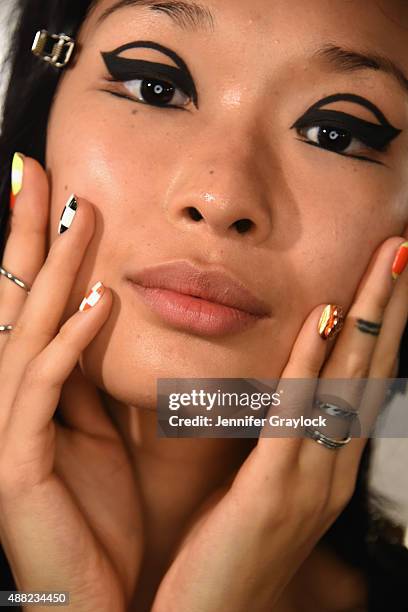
11, 152, 24, 197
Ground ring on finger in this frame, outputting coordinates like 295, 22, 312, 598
304, 426, 351, 450
0, 265, 31, 293
314, 397, 359, 421
304, 396, 359, 450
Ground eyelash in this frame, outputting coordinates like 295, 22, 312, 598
295, 123, 380, 163
292, 111, 398, 164
105, 75, 191, 110
104, 72, 396, 164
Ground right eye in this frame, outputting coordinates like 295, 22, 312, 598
296, 123, 367, 156
108, 76, 191, 109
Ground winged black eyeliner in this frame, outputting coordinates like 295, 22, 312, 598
100, 39, 198, 107
290, 92, 403, 160
297, 92, 397, 126
293, 109, 400, 151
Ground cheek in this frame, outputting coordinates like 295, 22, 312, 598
47, 100, 171, 222
279, 155, 406, 316
45, 87, 181, 286
45, 84, 199, 368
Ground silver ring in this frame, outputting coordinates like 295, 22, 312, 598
314, 398, 358, 420
304, 426, 351, 450
0, 266, 31, 293
0, 325, 13, 333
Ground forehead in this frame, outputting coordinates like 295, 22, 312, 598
87, 0, 408, 26
83, 0, 408, 67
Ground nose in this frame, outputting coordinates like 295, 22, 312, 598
164, 123, 273, 245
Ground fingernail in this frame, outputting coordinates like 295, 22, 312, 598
10, 152, 24, 211
318, 304, 344, 340
58, 193, 78, 235
391, 241, 408, 281
79, 281, 105, 312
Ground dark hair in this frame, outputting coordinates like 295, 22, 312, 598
1, 2, 408, 609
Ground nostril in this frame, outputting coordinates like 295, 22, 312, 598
234, 219, 253, 234
187, 207, 203, 221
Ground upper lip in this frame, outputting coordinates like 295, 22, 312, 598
126, 260, 271, 317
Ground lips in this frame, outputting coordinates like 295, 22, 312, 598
125, 260, 271, 317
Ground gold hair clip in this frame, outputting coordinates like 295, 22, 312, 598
31, 30, 75, 68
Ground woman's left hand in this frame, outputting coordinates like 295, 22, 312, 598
151, 235, 408, 612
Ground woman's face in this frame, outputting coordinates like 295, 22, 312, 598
46, 0, 408, 407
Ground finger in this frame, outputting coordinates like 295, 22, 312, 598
369, 258, 408, 378
0, 154, 49, 353
7, 282, 111, 440
255, 303, 336, 471
301, 237, 407, 478
320, 236, 405, 378
333, 249, 408, 482
57, 363, 119, 440
0, 195, 94, 401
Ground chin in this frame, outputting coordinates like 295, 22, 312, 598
78, 306, 288, 404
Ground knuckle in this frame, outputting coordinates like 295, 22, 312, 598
23, 356, 52, 387
333, 352, 368, 378
259, 498, 291, 530
5, 321, 27, 345
301, 486, 330, 519
7, 321, 53, 348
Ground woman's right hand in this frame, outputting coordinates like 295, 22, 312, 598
0, 155, 143, 612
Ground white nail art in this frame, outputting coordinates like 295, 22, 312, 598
57, 193, 78, 235
79, 281, 105, 312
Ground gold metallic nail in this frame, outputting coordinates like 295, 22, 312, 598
11, 152, 24, 197
318, 304, 344, 340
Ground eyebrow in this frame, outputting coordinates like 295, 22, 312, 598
96, 0, 215, 31
313, 43, 408, 97
95, 3, 408, 97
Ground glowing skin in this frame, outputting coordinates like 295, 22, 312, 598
44, 0, 408, 607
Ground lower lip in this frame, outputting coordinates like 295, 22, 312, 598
127, 281, 265, 336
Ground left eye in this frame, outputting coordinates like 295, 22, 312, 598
122, 77, 191, 108
297, 125, 365, 154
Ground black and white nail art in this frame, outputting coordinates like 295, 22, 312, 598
58, 194, 78, 235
